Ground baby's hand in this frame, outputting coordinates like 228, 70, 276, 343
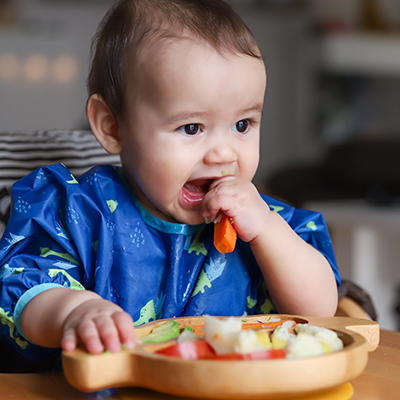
62, 298, 136, 354
202, 177, 270, 243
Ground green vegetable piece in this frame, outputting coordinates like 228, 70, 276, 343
183, 325, 194, 332
141, 320, 180, 344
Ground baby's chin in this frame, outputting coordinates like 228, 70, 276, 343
162, 205, 205, 226
140, 197, 204, 225
147, 201, 203, 225
184, 214, 207, 226
171, 210, 205, 226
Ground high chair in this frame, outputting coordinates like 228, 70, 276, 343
336, 279, 377, 321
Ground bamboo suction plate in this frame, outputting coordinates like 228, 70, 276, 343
62, 315, 379, 399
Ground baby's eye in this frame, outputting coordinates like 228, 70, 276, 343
232, 120, 249, 133
178, 124, 201, 135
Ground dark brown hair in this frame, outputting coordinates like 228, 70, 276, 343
87, 0, 262, 118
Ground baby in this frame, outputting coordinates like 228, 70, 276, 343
0, 0, 339, 367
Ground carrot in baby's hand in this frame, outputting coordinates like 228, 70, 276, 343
214, 214, 237, 254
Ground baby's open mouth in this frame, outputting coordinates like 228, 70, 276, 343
182, 179, 211, 205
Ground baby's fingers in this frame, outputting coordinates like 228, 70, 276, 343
62, 328, 77, 352
202, 178, 237, 219
93, 315, 123, 353
202, 192, 235, 220
78, 319, 106, 354
112, 311, 136, 349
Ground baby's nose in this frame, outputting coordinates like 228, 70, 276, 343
203, 141, 237, 166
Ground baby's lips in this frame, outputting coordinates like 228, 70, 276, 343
209, 176, 236, 191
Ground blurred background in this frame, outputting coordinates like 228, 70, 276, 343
1, 0, 400, 329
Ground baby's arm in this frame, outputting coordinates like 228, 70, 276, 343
249, 211, 338, 316
202, 178, 338, 317
21, 287, 136, 354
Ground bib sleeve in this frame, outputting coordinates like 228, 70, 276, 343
0, 163, 111, 360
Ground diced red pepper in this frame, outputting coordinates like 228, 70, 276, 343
155, 341, 286, 360
208, 349, 286, 360
155, 340, 215, 360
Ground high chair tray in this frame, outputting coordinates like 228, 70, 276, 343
62, 315, 379, 399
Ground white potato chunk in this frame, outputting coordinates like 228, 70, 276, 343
202, 315, 270, 354
286, 332, 325, 358
295, 324, 343, 352
203, 315, 242, 354
177, 330, 201, 343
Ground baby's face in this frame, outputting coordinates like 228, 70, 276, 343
118, 38, 266, 225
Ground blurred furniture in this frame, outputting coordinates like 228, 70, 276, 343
321, 33, 400, 76
337, 297, 372, 320
308, 199, 400, 330
336, 279, 377, 321
0, 130, 120, 238
266, 138, 400, 209
267, 138, 400, 330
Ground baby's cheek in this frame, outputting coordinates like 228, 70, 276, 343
161, 162, 172, 172
158, 165, 182, 186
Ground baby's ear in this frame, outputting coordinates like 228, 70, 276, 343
87, 94, 121, 154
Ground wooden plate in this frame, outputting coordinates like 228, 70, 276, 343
62, 315, 379, 399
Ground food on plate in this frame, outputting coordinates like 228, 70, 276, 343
240, 317, 296, 331
295, 323, 344, 351
144, 316, 343, 361
202, 315, 272, 354
271, 322, 344, 357
177, 329, 199, 343
206, 348, 286, 360
156, 340, 215, 360
271, 322, 296, 350
155, 340, 286, 360
285, 332, 327, 358
214, 214, 237, 254
141, 320, 180, 344
289, 324, 344, 356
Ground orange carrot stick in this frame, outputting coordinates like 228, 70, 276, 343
214, 214, 237, 254
242, 321, 297, 329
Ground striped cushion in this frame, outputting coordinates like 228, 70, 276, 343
0, 130, 121, 238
